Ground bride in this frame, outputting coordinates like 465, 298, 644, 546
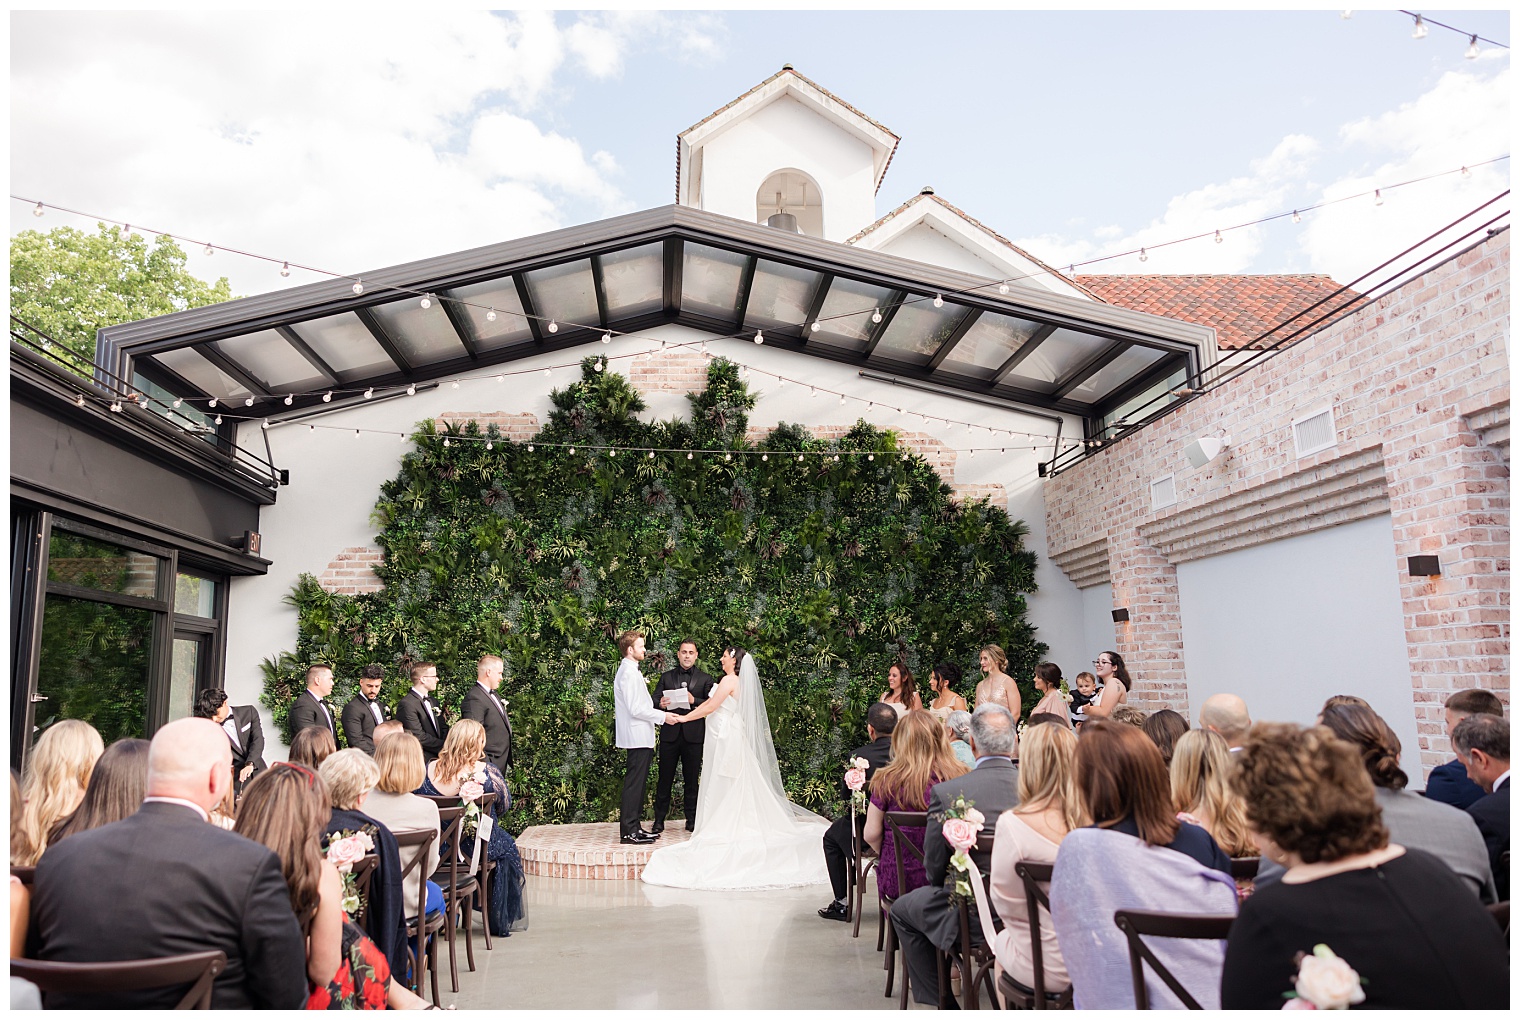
640, 647, 830, 890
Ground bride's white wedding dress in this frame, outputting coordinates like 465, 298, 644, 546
640, 656, 829, 890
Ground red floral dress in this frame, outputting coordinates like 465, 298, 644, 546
305, 919, 390, 1010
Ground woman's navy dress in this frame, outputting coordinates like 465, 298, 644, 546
417, 762, 527, 936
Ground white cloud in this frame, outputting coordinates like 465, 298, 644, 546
9, 11, 722, 296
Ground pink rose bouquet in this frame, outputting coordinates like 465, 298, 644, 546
324, 827, 377, 916
459, 780, 486, 803
844, 757, 871, 811
939, 795, 984, 903
1281, 944, 1367, 1010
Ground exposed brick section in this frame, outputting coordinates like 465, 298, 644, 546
952, 483, 1008, 509
1047, 232, 1511, 764
1051, 537, 1111, 589
317, 546, 385, 595
744, 425, 958, 480
516, 822, 694, 880
433, 412, 539, 441
628, 349, 712, 394
1078, 274, 1352, 349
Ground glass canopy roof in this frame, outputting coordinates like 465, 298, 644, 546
103, 207, 1205, 427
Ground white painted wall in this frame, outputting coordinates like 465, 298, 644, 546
873, 222, 1009, 280
1081, 582, 1118, 667
1175, 515, 1423, 783
697, 95, 878, 241
225, 323, 1086, 755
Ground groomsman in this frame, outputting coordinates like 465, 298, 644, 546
341, 663, 390, 754
397, 661, 449, 761
288, 665, 338, 742
614, 630, 680, 845
460, 654, 513, 772
651, 639, 714, 834
193, 689, 267, 794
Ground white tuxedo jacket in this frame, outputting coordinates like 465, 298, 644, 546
614, 657, 667, 749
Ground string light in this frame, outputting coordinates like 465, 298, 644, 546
208, 398, 218, 408
1412, 13, 1428, 38
364, 387, 374, 399
998, 282, 1009, 295
810, 321, 821, 332
420, 295, 432, 309
261, 419, 270, 430
871, 309, 882, 324
32, 201, 43, 216
1461, 166, 1472, 178
686, 452, 693, 460
754, 330, 764, 345
602, 332, 612, 344
932, 294, 944, 308
406, 383, 416, 396
1466, 34, 1480, 58
74, 393, 85, 407
1374, 189, 1384, 206
486, 309, 497, 322
1214, 230, 1223, 244
280, 262, 290, 277
1138, 247, 1148, 262
1292, 209, 1302, 224
443, 438, 450, 447
214, 414, 222, 425
244, 396, 254, 407
451, 380, 460, 389
283, 394, 294, 405
486, 441, 493, 450
322, 390, 333, 402
354, 429, 360, 439
172, 398, 182, 408
204, 243, 214, 256
108, 399, 122, 411
547, 320, 558, 333
352, 280, 364, 295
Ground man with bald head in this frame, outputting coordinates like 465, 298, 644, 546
1199, 693, 1252, 753
30, 718, 305, 1009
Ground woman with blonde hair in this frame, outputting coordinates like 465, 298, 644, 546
974, 645, 1020, 725
419, 719, 527, 936
863, 710, 969, 901
363, 733, 444, 921
990, 723, 1083, 998
1170, 729, 1254, 858
18, 720, 104, 865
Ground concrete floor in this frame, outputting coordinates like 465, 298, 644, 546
446, 875, 923, 1010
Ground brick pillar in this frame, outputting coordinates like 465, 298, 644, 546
1107, 525, 1190, 716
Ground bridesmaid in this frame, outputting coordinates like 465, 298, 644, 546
880, 663, 921, 718
974, 644, 1021, 726
926, 663, 968, 723
1030, 662, 1072, 727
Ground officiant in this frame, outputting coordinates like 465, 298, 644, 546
651, 639, 715, 834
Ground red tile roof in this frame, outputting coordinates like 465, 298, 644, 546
1075, 274, 1354, 349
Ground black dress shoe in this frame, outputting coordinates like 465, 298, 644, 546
620, 831, 656, 845
684, 821, 696, 832
817, 901, 850, 922
650, 823, 665, 835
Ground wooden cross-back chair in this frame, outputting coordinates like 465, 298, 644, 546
1112, 909, 1235, 1010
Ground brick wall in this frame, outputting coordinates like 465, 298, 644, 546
627, 348, 711, 393
1045, 231, 1510, 768
317, 546, 385, 595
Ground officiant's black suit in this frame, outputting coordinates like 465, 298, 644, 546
652, 662, 715, 829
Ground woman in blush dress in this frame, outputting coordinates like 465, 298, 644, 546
864, 710, 969, 901
974, 645, 1020, 723
926, 662, 968, 723
1029, 663, 1072, 728
880, 663, 921, 719
418, 719, 526, 936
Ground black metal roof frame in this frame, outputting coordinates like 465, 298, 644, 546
98, 205, 1213, 422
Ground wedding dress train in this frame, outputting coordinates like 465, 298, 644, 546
640, 657, 829, 890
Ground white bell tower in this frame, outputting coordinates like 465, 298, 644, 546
675, 65, 899, 243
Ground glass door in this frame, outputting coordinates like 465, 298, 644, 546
170, 632, 211, 722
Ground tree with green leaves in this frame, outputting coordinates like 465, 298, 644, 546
10, 224, 233, 362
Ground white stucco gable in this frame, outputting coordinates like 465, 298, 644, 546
848, 189, 1100, 303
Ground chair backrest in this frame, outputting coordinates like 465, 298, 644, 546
883, 811, 930, 899
12, 950, 227, 1009
392, 827, 438, 921
1113, 909, 1235, 1010
350, 854, 379, 927
1229, 857, 1260, 881
1014, 860, 1072, 1008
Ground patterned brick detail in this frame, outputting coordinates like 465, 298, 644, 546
516, 823, 694, 880
952, 483, 1008, 509
433, 412, 539, 441
317, 546, 385, 595
628, 349, 712, 394
1051, 537, 1111, 589
1046, 232, 1511, 761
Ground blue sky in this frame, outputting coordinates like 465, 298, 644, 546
10, 10, 1509, 296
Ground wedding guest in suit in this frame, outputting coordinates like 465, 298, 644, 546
881, 662, 921, 718
864, 710, 969, 902
342, 664, 390, 755
1452, 713, 1510, 900
318, 749, 408, 981
1320, 703, 1495, 901
195, 689, 266, 792
652, 639, 714, 834
236, 762, 428, 1010
47, 738, 148, 846
418, 719, 528, 935
289, 664, 339, 742
397, 661, 448, 761
363, 733, 443, 922
290, 725, 337, 771
890, 703, 1021, 1006
30, 718, 306, 1009
17, 720, 103, 866
1222, 722, 1507, 1009
818, 702, 898, 922
1170, 729, 1254, 858
1198, 693, 1252, 752
459, 654, 513, 772
1080, 651, 1131, 720
1142, 708, 1189, 766
991, 722, 1083, 999
1427, 689, 1505, 809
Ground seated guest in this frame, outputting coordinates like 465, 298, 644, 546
1169, 729, 1255, 858
1199, 693, 1251, 752
1109, 704, 1148, 728
864, 710, 969, 903
1320, 703, 1495, 902
1452, 713, 1510, 900
1030, 662, 1072, 727
10, 773, 29, 957
318, 749, 409, 982
890, 703, 1021, 1007
342, 663, 391, 755
31, 718, 305, 1008
927, 662, 968, 720
235, 763, 428, 1009
1052, 721, 1235, 1009
946, 710, 976, 767
990, 723, 1082, 997
419, 719, 527, 936
195, 688, 266, 793
47, 738, 149, 846
290, 725, 337, 771
1317, 693, 1369, 718
18, 720, 104, 866
1222, 723, 1507, 1008
1141, 708, 1189, 767
373, 718, 405, 744
818, 702, 898, 922
290, 664, 339, 741
363, 733, 444, 921
1427, 689, 1505, 809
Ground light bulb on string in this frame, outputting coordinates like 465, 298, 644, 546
839, 394, 846, 406
547, 320, 558, 333
1138, 247, 1148, 262
32, 201, 43, 217
109, 399, 122, 412
595, 359, 605, 372
364, 387, 374, 399
1374, 189, 1384, 206
832, 454, 839, 462
214, 414, 223, 425
543, 369, 550, 377
443, 438, 450, 447
1461, 166, 1472, 178
208, 398, 218, 408
172, 398, 182, 408
486, 441, 493, 450
932, 294, 944, 308
261, 420, 270, 431
451, 381, 459, 389
1214, 230, 1223, 244
75, 393, 86, 407
281, 262, 291, 277
1412, 14, 1428, 38
352, 280, 364, 295
998, 282, 1009, 294
284, 395, 293, 406
796, 454, 804, 463
569, 447, 576, 455
323, 391, 333, 402
1466, 34, 1480, 59
811, 321, 821, 332
486, 309, 497, 322
686, 452, 693, 461
309, 425, 315, 432
406, 384, 416, 396
762, 453, 769, 462
724, 452, 732, 462
354, 430, 360, 439
420, 295, 431, 309
602, 332, 612, 344
647, 450, 654, 459
244, 396, 254, 407
754, 330, 764, 344
204, 243, 214, 256
122, 224, 131, 237
1292, 209, 1302, 224
868, 453, 875, 461
495, 375, 503, 384
871, 309, 882, 324
528, 444, 535, 452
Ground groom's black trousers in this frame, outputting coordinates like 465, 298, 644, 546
620, 747, 655, 836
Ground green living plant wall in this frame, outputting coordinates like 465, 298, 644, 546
263, 357, 1046, 834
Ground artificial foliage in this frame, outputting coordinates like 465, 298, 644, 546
263, 357, 1046, 833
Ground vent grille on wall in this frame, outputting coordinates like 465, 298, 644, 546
1292, 407, 1337, 458
1151, 473, 1177, 511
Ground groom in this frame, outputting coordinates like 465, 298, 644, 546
614, 630, 681, 845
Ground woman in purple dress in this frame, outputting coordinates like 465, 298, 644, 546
864, 709, 970, 900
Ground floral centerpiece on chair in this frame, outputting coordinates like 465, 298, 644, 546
458, 764, 488, 844
938, 794, 985, 905
323, 828, 376, 916
843, 757, 870, 812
